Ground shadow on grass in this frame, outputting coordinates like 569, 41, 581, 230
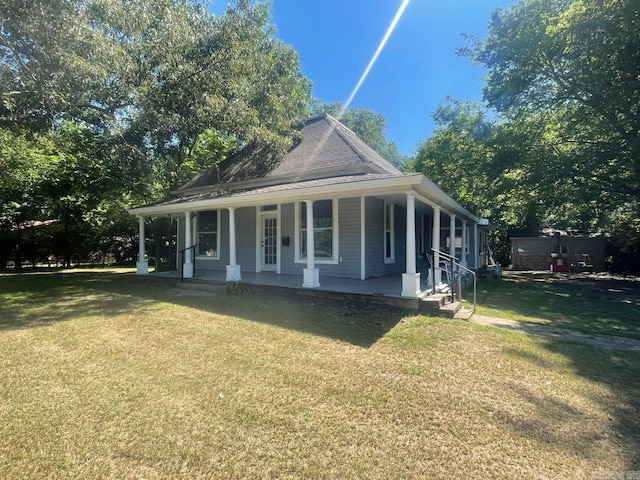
0, 271, 406, 348
0, 272, 152, 331
478, 273, 640, 470
498, 340, 640, 472
477, 272, 640, 339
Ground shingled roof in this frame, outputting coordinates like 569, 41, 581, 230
173, 114, 402, 195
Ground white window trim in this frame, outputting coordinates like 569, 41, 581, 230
294, 199, 339, 265
195, 209, 220, 260
464, 224, 470, 255
384, 201, 395, 264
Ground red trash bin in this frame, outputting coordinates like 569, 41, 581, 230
550, 254, 569, 272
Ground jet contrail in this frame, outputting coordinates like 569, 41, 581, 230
340, 0, 411, 116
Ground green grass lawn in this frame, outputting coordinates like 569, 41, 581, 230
474, 272, 640, 339
1, 270, 639, 479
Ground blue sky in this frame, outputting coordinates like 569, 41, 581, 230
268, 0, 516, 156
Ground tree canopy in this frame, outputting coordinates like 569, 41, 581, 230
413, 0, 640, 271
0, 0, 311, 268
468, 0, 640, 205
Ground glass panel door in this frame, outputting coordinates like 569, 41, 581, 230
262, 214, 277, 271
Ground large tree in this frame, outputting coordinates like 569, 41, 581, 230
465, 0, 639, 204
100, 0, 311, 190
0, 0, 312, 268
443, 0, 640, 271
411, 97, 622, 265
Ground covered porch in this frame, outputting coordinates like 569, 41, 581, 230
153, 268, 433, 298
131, 175, 489, 300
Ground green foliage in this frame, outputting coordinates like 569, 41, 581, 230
0, 0, 313, 268
606, 202, 640, 274
413, 0, 639, 270
0, 129, 56, 230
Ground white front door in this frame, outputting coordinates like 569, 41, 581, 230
261, 214, 277, 271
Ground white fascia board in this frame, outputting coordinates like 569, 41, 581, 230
129, 174, 423, 217
129, 173, 485, 223
415, 176, 481, 223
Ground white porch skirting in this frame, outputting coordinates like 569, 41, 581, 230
401, 272, 421, 298
303, 268, 320, 288
136, 261, 149, 275
183, 263, 194, 278
226, 264, 242, 281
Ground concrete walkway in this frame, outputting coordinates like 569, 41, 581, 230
470, 314, 640, 352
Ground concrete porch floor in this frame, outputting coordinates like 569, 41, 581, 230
152, 268, 434, 299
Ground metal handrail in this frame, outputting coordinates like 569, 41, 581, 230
148, 256, 158, 273
430, 248, 477, 313
178, 244, 198, 283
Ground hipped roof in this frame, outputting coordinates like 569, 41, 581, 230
130, 114, 483, 223
173, 114, 402, 194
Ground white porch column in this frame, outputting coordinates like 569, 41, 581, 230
302, 200, 320, 288
402, 192, 421, 298
473, 222, 479, 269
183, 211, 194, 278
226, 207, 241, 281
461, 220, 468, 267
432, 206, 441, 286
449, 214, 457, 259
360, 196, 366, 280
136, 216, 148, 275
175, 217, 181, 270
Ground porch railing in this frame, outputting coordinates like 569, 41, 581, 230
430, 248, 477, 313
178, 244, 197, 283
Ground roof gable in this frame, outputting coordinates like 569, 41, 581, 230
174, 114, 402, 195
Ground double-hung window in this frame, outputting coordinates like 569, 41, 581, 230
196, 210, 219, 258
296, 199, 337, 263
384, 202, 395, 263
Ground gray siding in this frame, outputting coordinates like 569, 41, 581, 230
365, 197, 384, 277
195, 209, 227, 272
236, 207, 257, 272
365, 197, 405, 278
280, 203, 297, 274
394, 204, 406, 273
335, 197, 361, 279
279, 199, 361, 279
194, 207, 257, 272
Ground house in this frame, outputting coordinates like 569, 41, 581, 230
129, 115, 490, 298
510, 229, 607, 272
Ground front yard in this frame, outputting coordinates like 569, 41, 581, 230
1, 270, 639, 479
475, 271, 640, 339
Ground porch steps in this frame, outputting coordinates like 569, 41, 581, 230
418, 293, 460, 317
437, 301, 462, 318
454, 306, 474, 320
417, 293, 475, 319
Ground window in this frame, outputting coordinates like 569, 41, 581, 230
196, 210, 219, 258
446, 234, 462, 248
384, 202, 395, 263
296, 200, 337, 263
